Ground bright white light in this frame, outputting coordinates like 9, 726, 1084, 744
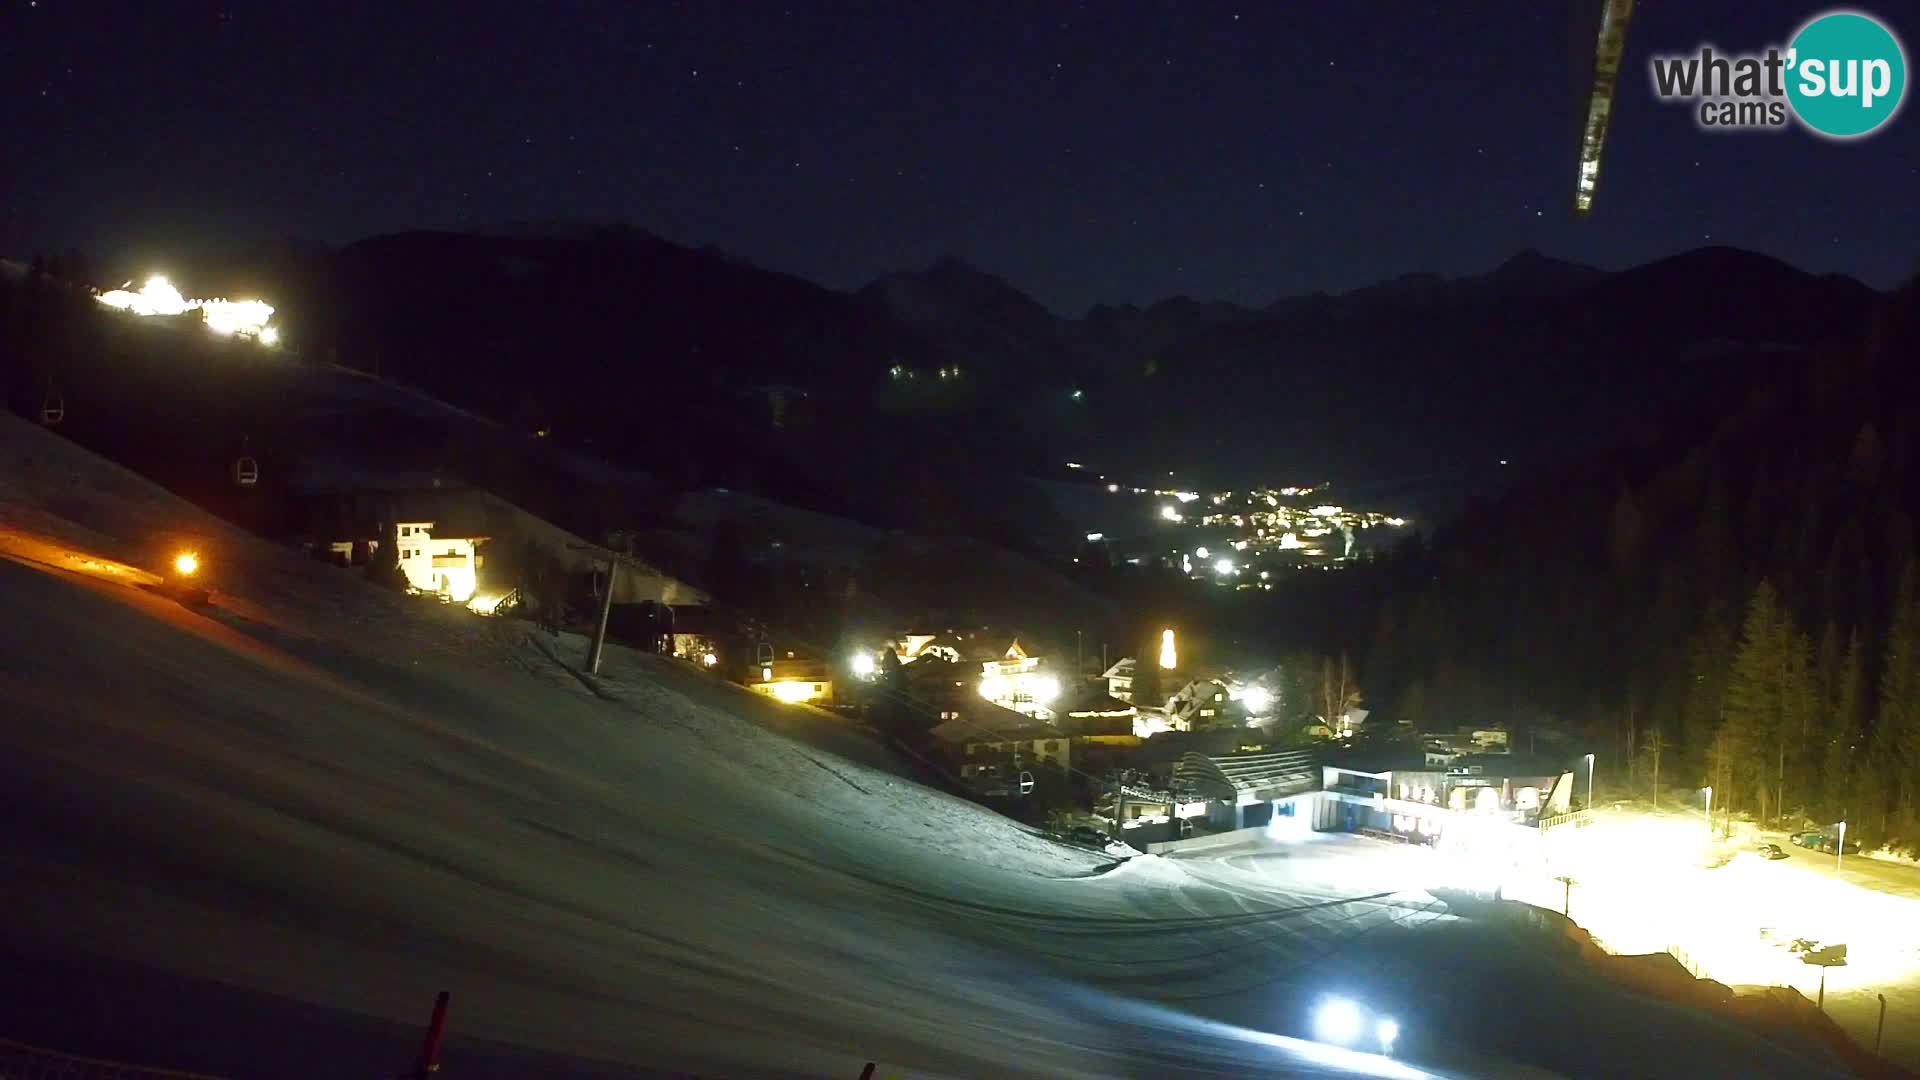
98, 275, 189, 316
702, 652, 718, 667
201, 299, 275, 337
1279, 532, 1305, 550
1385, 516, 1408, 527
1313, 998, 1363, 1045
1195, 546, 1209, 559
1213, 558, 1235, 575
1066, 461, 1083, 469
1160, 505, 1181, 522
1175, 491, 1199, 503
1311, 505, 1343, 517
1086, 532, 1105, 542
1375, 1018, 1399, 1054
1259, 570, 1272, 580
1159, 628, 1177, 669
1032, 674, 1060, 704
761, 666, 773, 682
980, 675, 1009, 701
1242, 686, 1272, 714
850, 652, 876, 677
97, 275, 278, 342
1106, 483, 1119, 493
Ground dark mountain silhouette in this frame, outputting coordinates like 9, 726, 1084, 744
857, 256, 1068, 380
865, 245, 1875, 513
239, 228, 1881, 531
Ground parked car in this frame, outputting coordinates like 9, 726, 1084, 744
1066, 825, 1109, 846
1757, 843, 1788, 860
1790, 831, 1859, 854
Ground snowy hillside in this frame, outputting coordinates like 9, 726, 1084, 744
0, 414, 1850, 1079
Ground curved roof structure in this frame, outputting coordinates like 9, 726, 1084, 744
1173, 749, 1318, 803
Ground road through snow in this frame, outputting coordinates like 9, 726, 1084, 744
0, 415, 1852, 1078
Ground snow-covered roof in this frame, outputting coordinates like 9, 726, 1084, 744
1173, 749, 1318, 802
929, 705, 1066, 746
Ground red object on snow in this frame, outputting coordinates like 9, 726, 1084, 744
408, 991, 450, 1078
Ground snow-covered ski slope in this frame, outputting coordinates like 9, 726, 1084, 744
0, 414, 1848, 1079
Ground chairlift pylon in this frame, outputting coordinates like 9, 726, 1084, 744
1018, 770, 1035, 797
40, 391, 64, 426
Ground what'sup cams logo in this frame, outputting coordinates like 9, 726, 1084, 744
1650, 9, 1907, 138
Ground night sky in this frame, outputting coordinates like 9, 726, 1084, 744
5, 0, 1916, 312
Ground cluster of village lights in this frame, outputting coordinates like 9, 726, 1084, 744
97, 275, 280, 345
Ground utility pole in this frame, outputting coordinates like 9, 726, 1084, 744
586, 557, 617, 675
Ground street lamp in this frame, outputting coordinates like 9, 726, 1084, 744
1584, 753, 1595, 812
1838, 820, 1847, 871
1702, 786, 1713, 837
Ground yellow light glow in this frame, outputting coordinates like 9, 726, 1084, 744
769, 680, 815, 703
702, 652, 719, 667
1159, 628, 1177, 669
172, 552, 199, 577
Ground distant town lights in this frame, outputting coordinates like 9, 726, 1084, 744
1106, 483, 1120, 493
97, 274, 278, 344
1086, 532, 1105, 542
1160, 505, 1182, 522
1213, 558, 1235, 575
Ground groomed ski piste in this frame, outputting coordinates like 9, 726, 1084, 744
0, 413, 1851, 1079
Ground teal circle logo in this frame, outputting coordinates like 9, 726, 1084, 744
1786, 11, 1907, 138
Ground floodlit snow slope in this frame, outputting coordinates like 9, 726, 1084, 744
0, 414, 1849, 1079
